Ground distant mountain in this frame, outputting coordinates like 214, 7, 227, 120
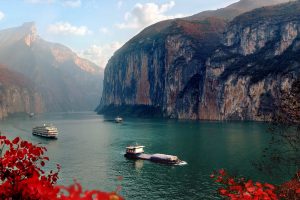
98, 0, 300, 120
187, 0, 295, 21
0, 22, 103, 113
0, 65, 43, 119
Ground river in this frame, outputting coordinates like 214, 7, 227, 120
0, 112, 279, 199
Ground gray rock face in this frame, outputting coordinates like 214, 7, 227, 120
98, 0, 300, 120
99, 18, 226, 119
0, 22, 103, 113
0, 67, 43, 119
200, 1, 300, 120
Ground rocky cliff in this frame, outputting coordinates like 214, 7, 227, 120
0, 22, 103, 113
99, 17, 226, 118
200, 1, 300, 120
0, 66, 43, 119
98, 0, 300, 120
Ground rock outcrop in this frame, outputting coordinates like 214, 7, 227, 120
0, 66, 43, 119
200, 1, 300, 120
0, 22, 103, 113
99, 17, 226, 119
98, 0, 300, 120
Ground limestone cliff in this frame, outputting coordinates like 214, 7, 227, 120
0, 67, 43, 119
99, 18, 226, 118
200, 1, 300, 120
98, 0, 300, 120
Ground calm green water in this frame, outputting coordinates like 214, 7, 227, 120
0, 112, 278, 199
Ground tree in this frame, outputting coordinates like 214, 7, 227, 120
211, 169, 300, 199
211, 78, 300, 199
254, 78, 300, 177
0, 135, 123, 200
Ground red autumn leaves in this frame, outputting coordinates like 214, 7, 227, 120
0, 136, 123, 200
211, 169, 300, 200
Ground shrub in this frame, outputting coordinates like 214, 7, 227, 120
211, 169, 300, 200
0, 135, 123, 200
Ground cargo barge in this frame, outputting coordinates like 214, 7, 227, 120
124, 145, 187, 165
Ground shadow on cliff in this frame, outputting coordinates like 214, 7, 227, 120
97, 105, 163, 118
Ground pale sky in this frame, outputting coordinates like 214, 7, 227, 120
0, 0, 239, 68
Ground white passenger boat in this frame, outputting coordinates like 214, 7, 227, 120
115, 117, 123, 123
32, 124, 58, 139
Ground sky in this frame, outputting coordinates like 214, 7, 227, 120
0, 0, 239, 69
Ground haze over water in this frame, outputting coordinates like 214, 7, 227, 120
0, 112, 280, 199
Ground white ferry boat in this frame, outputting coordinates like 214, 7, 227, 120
124, 145, 187, 165
115, 117, 123, 123
125, 145, 145, 158
32, 124, 58, 139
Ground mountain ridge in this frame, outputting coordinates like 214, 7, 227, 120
114, 0, 294, 57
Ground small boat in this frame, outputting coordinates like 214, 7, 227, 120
124, 145, 187, 165
115, 117, 123, 123
124, 145, 145, 159
32, 124, 58, 139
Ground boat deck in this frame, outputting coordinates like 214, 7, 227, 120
136, 154, 152, 160
124, 146, 187, 165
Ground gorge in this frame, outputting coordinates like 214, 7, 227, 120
98, 0, 300, 121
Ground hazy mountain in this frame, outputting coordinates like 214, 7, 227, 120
98, 0, 300, 120
0, 22, 103, 113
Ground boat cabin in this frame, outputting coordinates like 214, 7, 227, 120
126, 145, 145, 154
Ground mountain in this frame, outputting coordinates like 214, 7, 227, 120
98, 0, 300, 120
201, 1, 300, 120
0, 66, 43, 119
187, 0, 295, 21
0, 22, 103, 113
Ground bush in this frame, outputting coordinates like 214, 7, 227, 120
0, 135, 123, 200
211, 169, 300, 200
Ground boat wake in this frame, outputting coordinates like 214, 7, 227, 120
176, 161, 188, 166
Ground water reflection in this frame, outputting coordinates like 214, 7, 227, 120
134, 160, 144, 171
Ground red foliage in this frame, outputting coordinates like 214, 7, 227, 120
278, 172, 300, 199
0, 136, 123, 200
211, 169, 300, 200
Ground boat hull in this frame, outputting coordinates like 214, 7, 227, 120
150, 158, 179, 165
124, 153, 141, 159
32, 124, 58, 139
32, 132, 58, 139
124, 153, 186, 165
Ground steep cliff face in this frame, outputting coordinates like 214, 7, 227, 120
0, 67, 43, 119
200, 1, 300, 120
99, 0, 300, 120
0, 22, 102, 112
100, 18, 226, 119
